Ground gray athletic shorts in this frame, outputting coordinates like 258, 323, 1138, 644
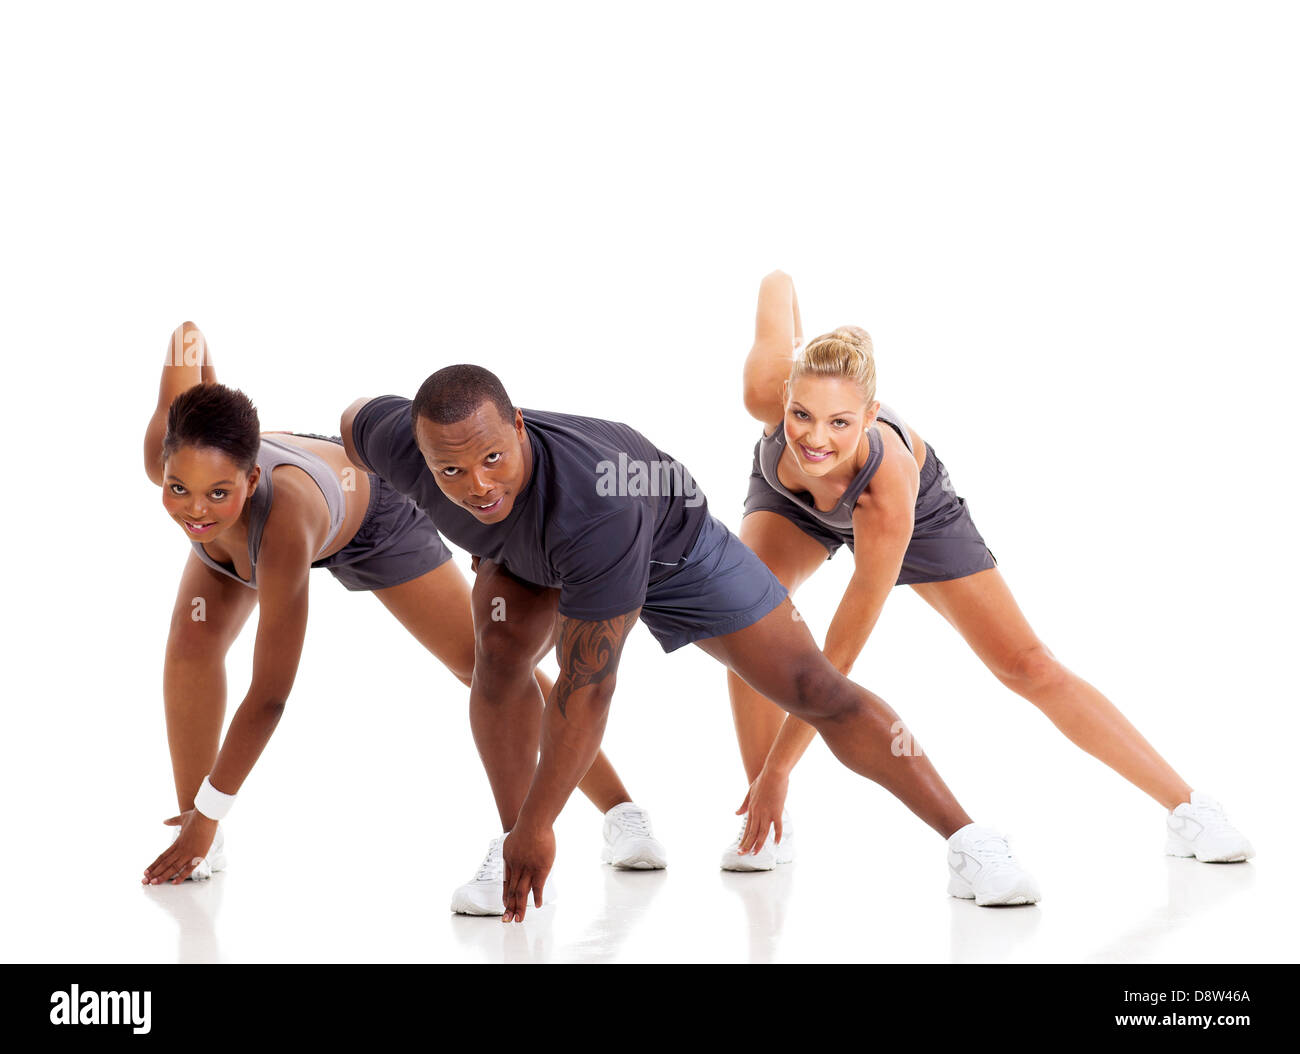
743, 440, 997, 586
639, 513, 789, 653
315, 468, 454, 592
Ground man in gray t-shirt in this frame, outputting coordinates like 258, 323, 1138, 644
343, 364, 1042, 916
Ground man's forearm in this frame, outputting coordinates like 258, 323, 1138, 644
515, 682, 611, 829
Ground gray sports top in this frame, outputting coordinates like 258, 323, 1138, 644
189, 434, 347, 588
757, 403, 915, 531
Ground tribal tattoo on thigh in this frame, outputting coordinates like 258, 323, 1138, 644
553, 610, 640, 718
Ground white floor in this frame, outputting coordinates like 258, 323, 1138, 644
6, 520, 1294, 965
1, 802, 1279, 964
1, 681, 1285, 966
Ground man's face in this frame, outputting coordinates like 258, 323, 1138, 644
415, 401, 529, 524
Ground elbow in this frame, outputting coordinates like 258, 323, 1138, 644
743, 380, 785, 423
255, 697, 289, 725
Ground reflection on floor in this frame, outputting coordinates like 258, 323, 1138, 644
15, 819, 1272, 964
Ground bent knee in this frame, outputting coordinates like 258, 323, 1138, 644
473, 623, 539, 686
165, 617, 227, 665
787, 659, 862, 724
993, 642, 1068, 697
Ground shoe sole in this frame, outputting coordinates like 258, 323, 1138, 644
601, 842, 667, 870
947, 874, 1040, 907
1165, 834, 1254, 863
451, 885, 557, 915
721, 856, 776, 872
451, 900, 504, 917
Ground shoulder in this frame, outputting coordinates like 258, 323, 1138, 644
346, 395, 424, 484
853, 428, 919, 522
349, 395, 413, 449
258, 470, 321, 566
524, 407, 657, 482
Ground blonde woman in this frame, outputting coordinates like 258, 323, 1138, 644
724, 271, 1252, 871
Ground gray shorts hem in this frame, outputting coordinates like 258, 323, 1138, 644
741, 504, 839, 559
639, 514, 790, 654
317, 472, 455, 592
647, 587, 788, 654
328, 545, 455, 592
896, 557, 997, 587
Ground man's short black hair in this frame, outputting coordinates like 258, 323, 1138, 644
163, 383, 261, 475
411, 364, 516, 431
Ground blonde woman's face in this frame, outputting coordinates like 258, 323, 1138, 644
783, 375, 877, 476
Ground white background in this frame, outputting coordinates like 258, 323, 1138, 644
1, 1, 1296, 963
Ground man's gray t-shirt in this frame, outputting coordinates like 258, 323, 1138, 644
351, 396, 710, 621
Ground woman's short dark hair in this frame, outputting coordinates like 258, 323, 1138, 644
162, 383, 261, 475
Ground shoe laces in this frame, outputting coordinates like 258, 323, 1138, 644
1186, 797, 1237, 836
615, 806, 652, 838
474, 838, 505, 882
730, 816, 775, 850
966, 831, 1020, 872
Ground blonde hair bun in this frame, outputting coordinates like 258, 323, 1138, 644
790, 325, 877, 402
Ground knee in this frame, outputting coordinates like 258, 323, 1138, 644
473, 623, 534, 691
788, 658, 862, 725
165, 617, 221, 666
993, 642, 1068, 698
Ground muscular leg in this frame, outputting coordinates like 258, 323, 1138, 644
163, 552, 259, 811
912, 568, 1193, 809
371, 560, 478, 688
697, 598, 973, 838
466, 559, 630, 830
729, 512, 829, 781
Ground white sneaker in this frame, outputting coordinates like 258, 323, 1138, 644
450, 835, 557, 916
720, 811, 794, 872
601, 802, 668, 870
172, 826, 226, 881
1166, 791, 1255, 863
947, 824, 1041, 906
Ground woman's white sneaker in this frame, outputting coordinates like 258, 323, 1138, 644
601, 802, 668, 870
720, 811, 794, 872
450, 835, 558, 915
947, 824, 1041, 906
1166, 791, 1255, 862
171, 825, 226, 880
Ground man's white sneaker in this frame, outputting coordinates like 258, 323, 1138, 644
947, 824, 1041, 906
1166, 791, 1255, 863
450, 835, 557, 916
601, 802, 668, 870
172, 826, 226, 881
720, 811, 794, 872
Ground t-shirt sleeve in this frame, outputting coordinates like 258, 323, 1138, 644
350, 395, 421, 490
552, 501, 653, 622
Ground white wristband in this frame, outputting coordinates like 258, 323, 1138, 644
193, 776, 236, 821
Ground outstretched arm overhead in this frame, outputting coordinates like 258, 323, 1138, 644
743, 271, 803, 431
144, 322, 216, 486
500, 609, 640, 922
